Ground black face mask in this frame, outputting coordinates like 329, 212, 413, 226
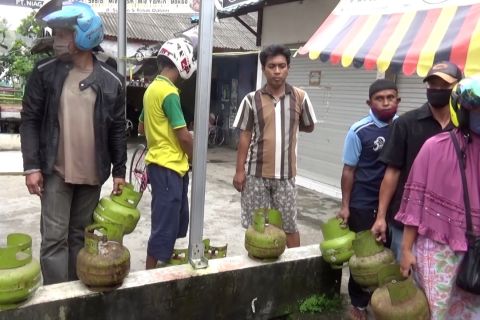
426, 88, 452, 109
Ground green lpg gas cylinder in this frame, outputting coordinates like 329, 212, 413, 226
348, 230, 395, 289
0, 233, 41, 310
320, 217, 356, 269
245, 208, 287, 260
371, 264, 430, 320
76, 223, 130, 292
93, 183, 142, 234
110, 182, 142, 208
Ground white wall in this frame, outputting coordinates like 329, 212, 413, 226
261, 0, 339, 46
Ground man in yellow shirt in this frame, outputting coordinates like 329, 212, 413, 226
143, 37, 196, 269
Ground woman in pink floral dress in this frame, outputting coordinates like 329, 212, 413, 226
396, 78, 480, 319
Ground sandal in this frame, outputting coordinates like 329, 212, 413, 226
347, 306, 367, 320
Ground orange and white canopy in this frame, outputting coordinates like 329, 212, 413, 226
297, 0, 480, 77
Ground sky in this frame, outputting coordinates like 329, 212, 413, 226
0, 5, 33, 30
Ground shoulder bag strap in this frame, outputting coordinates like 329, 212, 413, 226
450, 131, 475, 244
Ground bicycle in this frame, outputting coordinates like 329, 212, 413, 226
129, 142, 194, 193
125, 119, 134, 137
207, 114, 225, 147
129, 143, 150, 193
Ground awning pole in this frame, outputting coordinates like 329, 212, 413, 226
188, 0, 215, 269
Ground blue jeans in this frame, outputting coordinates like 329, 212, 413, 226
389, 224, 403, 262
147, 164, 189, 262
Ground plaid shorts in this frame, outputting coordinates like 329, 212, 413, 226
241, 175, 298, 233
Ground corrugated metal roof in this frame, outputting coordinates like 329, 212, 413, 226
100, 13, 258, 51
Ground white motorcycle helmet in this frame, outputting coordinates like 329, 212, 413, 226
158, 37, 197, 80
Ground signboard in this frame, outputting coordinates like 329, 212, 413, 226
85, 0, 200, 13
308, 71, 321, 86
0, 0, 260, 13
0, 0, 44, 9
0, 0, 259, 13
0, 0, 203, 12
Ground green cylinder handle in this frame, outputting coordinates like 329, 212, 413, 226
352, 230, 384, 257
0, 233, 33, 269
252, 209, 266, 233
378, 264, 417, 305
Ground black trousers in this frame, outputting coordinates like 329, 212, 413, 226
347, 207, 377, 308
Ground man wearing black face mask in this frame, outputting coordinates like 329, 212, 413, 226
371, 61, 463, 261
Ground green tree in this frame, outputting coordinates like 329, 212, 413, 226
17, 12, 43, 39
0, 18, 8, 50
7, 40, 34, 81
3, 11, 47, 86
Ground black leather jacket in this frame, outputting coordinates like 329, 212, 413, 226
20, 56, 127, 184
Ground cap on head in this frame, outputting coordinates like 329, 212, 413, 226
369, 79, 398, 99
423, 61, 463, 84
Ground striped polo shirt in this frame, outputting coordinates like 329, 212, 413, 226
233, 83, 317, 179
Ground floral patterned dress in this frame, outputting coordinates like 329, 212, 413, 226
414, 236, 480, 319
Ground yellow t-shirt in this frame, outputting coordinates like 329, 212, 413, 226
143, 76, 189, 176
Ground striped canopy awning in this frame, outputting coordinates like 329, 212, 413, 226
297, 0, 480, 77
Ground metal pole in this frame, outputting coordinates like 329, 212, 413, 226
256, 53, 263, 89
117, 0, 126, 77
117, 0, 127, 124
188, 0, 215, 269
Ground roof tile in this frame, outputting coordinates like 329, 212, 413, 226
100, 13, 258, 51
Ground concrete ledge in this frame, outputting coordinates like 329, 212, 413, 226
0, 245, 341, 320
0, 151, 23, 175
296, 176, 341, 199
0, 134, 21, 151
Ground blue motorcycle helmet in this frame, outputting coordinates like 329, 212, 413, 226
37, 1, 104, 51
450, 77, 480, 129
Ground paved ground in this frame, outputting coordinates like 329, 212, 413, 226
0, 137, 348, 294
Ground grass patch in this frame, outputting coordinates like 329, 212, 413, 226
298, 294, 343, 314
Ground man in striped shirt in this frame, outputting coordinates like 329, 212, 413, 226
232, 44, 317, 247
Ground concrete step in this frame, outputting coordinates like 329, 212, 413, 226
0, 133, 21, 151
0, 150, 22, 175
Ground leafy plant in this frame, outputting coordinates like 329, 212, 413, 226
16, 12, 43, 39
1, 11, 48, 86
6, 40, 34, 80
298, 294, 343, 314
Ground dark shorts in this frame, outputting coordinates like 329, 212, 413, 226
147, 164, 189, 262
347, 207, 377, 233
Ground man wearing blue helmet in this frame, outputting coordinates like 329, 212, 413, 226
20, 1, 127, 284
